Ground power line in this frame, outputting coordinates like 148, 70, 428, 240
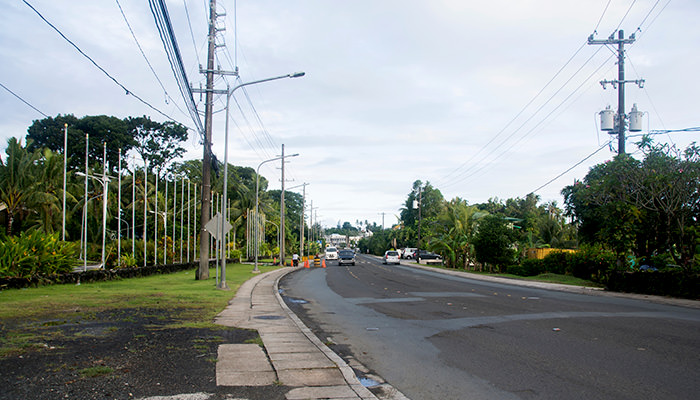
182, 0, 202, 67
22, 0, 191, 130
149, 0, 205, 138
530, 140, 612, 195
614, 0, 638, 33
0, 81, 48, 118
593, 0, 613, 34
437, 41, 590, 185
442, 49, 613, 190
115, 0, 188, 117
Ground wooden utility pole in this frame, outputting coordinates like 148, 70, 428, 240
588, 30, 644, 155
197, 0, 217, 280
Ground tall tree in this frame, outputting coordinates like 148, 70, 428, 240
27, 114, 134, 173
473, 214, 517, 271
127, 116, 188, 176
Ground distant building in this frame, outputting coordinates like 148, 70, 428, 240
324, 231, 371, 248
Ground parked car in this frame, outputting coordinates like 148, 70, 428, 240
402, 247, 417, 259
338, 249, 356, 266
325, 246, 338, 260
383, 250, 400, 265
417, 250, 442, 260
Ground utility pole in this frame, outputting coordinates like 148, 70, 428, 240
588, 30, 644, 155
280, 144, 287, 265
299, 183, 309, 258
378, 212, 386, 230
197, 0, 217, 280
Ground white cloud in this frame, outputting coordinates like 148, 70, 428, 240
1, 0, 698, 228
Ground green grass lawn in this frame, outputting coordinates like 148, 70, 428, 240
0, 264, 281, 357
0, 264, 281, 328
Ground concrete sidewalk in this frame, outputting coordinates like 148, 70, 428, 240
214, 267, 378, 400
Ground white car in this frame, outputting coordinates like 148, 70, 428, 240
325, 246, 338, 260
402, 248, 417, 259
383, 250, 400, 265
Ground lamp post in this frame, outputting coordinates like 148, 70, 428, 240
62, 123, 67, 241
77, 171, 112, 269
287, 182, 309, 261
266, 220, 280, 259
254, 152, 299, 272
217, 71, 305, 285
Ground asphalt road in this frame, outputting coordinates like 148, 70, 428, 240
279, 254, 700, 400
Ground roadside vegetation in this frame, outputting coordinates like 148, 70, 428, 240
0, 114, 310, 279
0, 264, 279, 357
359, 138, 699, 298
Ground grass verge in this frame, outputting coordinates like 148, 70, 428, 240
415, 263, 603, 287
0, 264, 280, 356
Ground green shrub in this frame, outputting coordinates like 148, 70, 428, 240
540, 251, 568, 275
568, 245, 617, 282
508, 258, 545, 276
0, 230, 79, 278
229, 248, 242, 263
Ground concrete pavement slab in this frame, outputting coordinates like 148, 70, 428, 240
276, 367, 347, 387
214, 267, 379, 399
285, 385, 360, 400
215, 344, 276, 386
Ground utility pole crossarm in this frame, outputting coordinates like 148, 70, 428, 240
587, 29, 645, 156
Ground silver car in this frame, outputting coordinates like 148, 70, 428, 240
383, 250, 400, 265
338, 249, 356, 266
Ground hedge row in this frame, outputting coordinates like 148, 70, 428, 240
607, 270, 700, 299
507, 247, 617, 281
0, 260, 218, 290
506, 248, 699, 299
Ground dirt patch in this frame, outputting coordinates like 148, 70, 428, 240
0, 308, 288, 400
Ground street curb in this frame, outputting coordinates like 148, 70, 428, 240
273, 267, 379, 400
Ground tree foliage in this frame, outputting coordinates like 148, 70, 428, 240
473, 214, 517, 271
563, 140, 699, 269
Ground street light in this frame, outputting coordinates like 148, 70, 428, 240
254, 153, 299, 273
266, 220, 280, 260
149, 210, 167, 264
77, 170, 113, 269
217, 71, 305, 286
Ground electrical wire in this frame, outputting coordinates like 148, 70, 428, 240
240, 85, 279, 149
149, 0, 205, 138
614, 0, 638, 33
182, 0, 201, 67
0, 81, 48, 118
441, 49, 612, 189
593, 0, 613, 35
530, 140, 612, 194
22, 0, 192, 130
115, 0, 188, 117
438, 41, 590, 184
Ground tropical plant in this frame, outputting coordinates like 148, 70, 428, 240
0, 229, 78, 278
0, 138, 40, 235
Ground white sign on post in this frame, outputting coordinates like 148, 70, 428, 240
205, 212, 232, 241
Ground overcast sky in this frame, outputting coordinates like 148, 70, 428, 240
1, 0, 698, 228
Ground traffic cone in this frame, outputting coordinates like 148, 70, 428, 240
304, 259, 310, 268
322, 259, 326, 268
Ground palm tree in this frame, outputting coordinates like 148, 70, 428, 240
0, 138, 40, 235
29, 148, 67, 234
432, 198, 482, 269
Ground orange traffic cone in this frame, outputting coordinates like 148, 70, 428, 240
304, 259, 310, 268
322, 259, 327, 268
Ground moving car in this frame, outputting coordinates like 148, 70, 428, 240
383, 250, 400, 265
338, 249, 356, 266
325, 246, 338, 260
